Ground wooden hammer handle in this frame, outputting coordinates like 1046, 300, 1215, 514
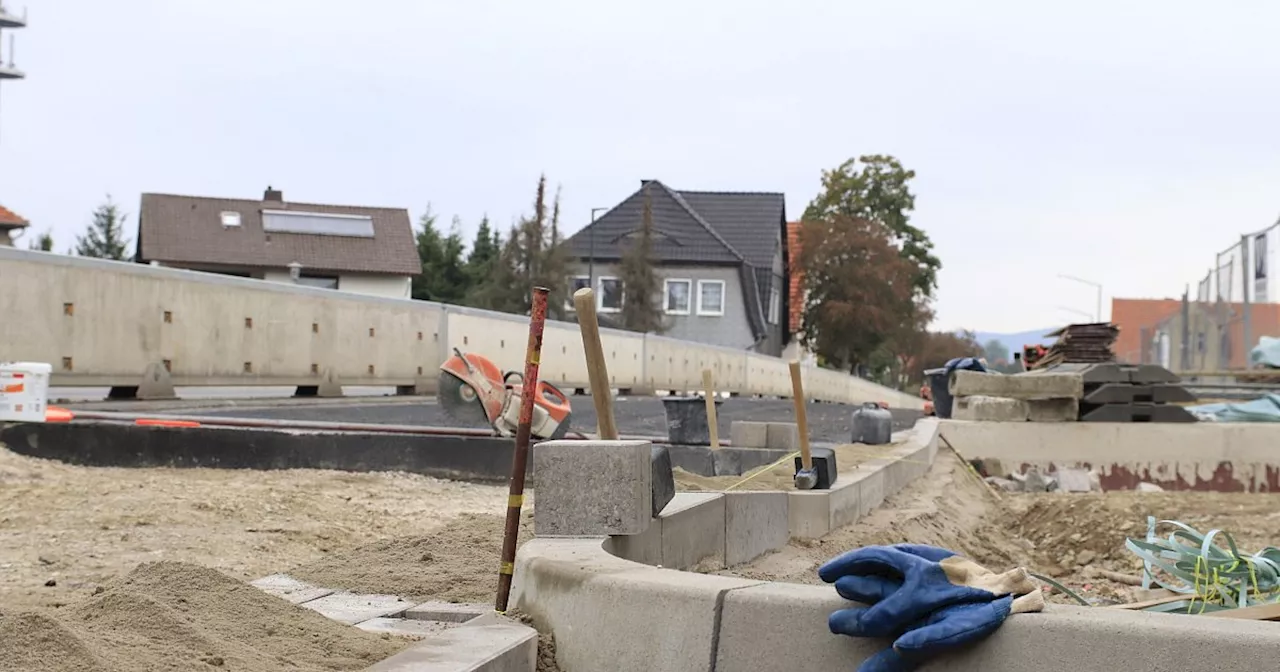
788, 361, 812, 470
702, 368, 720, 449
574, 288, 618, 440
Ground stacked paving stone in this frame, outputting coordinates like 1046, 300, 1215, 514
1040, 362, 1198, 423
949, 369, 1084, 422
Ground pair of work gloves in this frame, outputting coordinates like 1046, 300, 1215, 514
819, 544, 1045, 672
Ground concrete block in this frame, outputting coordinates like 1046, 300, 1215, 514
953, 395, 1028, 422
405, 602, 489, 623
299, 592, 414, 625
724, 491, 789, 567
512, 539, 763, 672
730, 421, 769, 448
856, 466, 887, 517
766, 422, 800, 450
1028, 398, 1079, 422
249, 574, 335, 604
356, 617, 459, 639
713, 447, 791, 477
651, 445, 676, 516
660, 493, 725, 570
365, 622, 537, 672
950, 370, 1084, 400
828, 478, 862, 530
532, 439, 652, 536
603, 517, 662, 566
788, 490, 831, 540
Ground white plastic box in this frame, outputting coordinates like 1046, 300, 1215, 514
0, 361, 52, 423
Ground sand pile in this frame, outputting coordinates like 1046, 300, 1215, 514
676, 433, 911, 492
0, 561, 404, 672
290, 512, 534, 603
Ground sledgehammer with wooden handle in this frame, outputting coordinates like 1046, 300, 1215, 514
788, 360, 817, 490
573, 288, 619, 440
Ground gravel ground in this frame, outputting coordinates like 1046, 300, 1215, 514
185, 396, 923, 445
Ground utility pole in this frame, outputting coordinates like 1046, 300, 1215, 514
1241, 234, 1252, 367
1057, 274, 1103, 322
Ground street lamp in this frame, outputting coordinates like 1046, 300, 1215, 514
588, 207, 608, 291
1058, 274, 1103, 322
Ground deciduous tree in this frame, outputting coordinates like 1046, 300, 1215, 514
798, 215, 920, 373
803, 155, 941, 299
618, 184, 665, 334
75, 196, 132, 261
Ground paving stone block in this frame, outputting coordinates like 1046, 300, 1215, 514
603, 520, 662, 565
299, 592, 414, 625
533, 439, 653, 536
357, 617, 460, 639
365, 622, 537, 672
405, 602, 489, 623
788, 491, 831, 540
828, 479, 861, 530
766, 423, 800, 450
950, 370, 1083, 400
250, 574, 335, 605
724, 491, 789, 567
730, 421, 769, 448
660, 493, 725, 570
856, 466, 887, 517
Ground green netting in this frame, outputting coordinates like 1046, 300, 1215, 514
1125, 516, 1280, 611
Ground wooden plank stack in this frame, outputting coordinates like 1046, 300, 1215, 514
1031, 322, 1120, 369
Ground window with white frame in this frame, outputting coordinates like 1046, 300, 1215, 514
697, 279, 725, 316
566, 276, 590, 311
664, 279, 692, 315
767, 280, 781, 325
598, 277, 623, 313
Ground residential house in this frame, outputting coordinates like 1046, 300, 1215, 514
565, 180, 789, 355
0, 203, 29, 246
136, 187, 421, 299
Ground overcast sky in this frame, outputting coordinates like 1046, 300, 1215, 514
5, 0, 1279, 333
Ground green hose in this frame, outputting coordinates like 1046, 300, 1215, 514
1125, 516, 1280, 610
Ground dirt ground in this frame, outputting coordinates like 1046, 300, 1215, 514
675, 431, 912, 492
719, 447, 1280, 605
0, 443, 565, 671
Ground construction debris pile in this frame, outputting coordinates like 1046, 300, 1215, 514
1030, 322, 1120, 369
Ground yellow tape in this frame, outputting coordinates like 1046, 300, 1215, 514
499, 562, 515, 575
508, 494, 525, 507
530, 352, 540, 365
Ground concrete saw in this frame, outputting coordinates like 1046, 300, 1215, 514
438, 348, 573, 440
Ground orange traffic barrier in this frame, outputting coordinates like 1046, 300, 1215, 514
135, 418, 202, 428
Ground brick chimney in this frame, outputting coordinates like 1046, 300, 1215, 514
264, 186, 283, 202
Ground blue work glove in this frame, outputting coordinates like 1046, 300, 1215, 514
819, 544, 1044, 672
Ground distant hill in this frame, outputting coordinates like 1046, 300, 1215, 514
972, 328, 1059, 361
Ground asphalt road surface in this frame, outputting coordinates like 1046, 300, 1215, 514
189, 396, 923, 445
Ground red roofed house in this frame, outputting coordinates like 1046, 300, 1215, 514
0, 203, 29, 246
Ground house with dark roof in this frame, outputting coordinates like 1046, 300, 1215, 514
565, 180, 790, 355
0, 203, 29, 246
136, 187, 421, 299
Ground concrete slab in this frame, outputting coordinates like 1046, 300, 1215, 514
953, 395, 1028, 422
365, 622, 537, 672
660, 493, 726, 570
951, 370, 1083, 400
730, 421, 769, 448
356, 617, 460, 639
532, 439, 653, 536
404, 602, 489, 623
299, 592, 414, 625
1027, 397, 1079, 422
724, 491, 789, 567
249, 573, 336, 604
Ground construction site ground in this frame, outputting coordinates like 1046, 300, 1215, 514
718, 447, 1280, 606
6, 409, 1280, 670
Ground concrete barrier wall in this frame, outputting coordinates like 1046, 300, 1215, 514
0, 248, 923, 408
513, 418, 1280, 671
940, 420, 1280, 492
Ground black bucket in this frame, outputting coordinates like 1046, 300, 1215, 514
924, 368, 954, 419
662, 396, 723, 445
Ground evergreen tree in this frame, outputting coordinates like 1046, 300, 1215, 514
467, 174, 570, 316
618, 183, 665, 333
27, 230, 53, 251
412, 206, 470, 303
465, 216, 500, 280
75, 196, 132, 260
